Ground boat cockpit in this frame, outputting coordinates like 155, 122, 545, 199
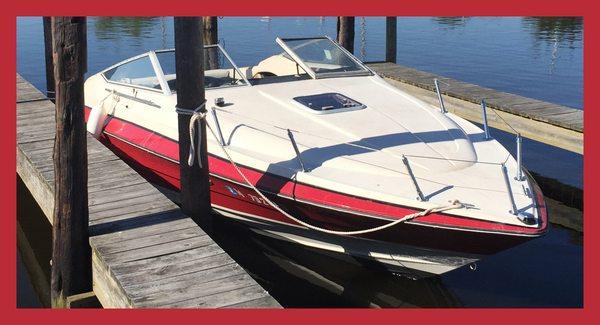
99, 36, 374, 95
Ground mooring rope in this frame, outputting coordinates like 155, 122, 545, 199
196, 112, 465, 236
176, 100, 207, 167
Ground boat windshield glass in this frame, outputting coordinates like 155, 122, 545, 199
277, 37, 371, 78
154, 45, 248, 92
103, 55, 162, 90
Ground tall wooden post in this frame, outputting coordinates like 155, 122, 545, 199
203, 17, 218, 45
43, 17, 54, 98
174, 17, 211, 218
336, 16, 355, 53
51, 16, 91, 308
385, 17, 397, 63
203, 17, 219, 70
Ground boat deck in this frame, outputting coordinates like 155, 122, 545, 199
367, 62, 583, 154
16, 73, 281, 308
366, 62, 582, 214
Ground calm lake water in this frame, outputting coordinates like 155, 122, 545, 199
17, 16, 585, 189
17, 175, 583, 308
16, 17, 583, 308
17, 16, 583, 109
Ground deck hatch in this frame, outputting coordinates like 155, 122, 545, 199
293, 93, 365, 113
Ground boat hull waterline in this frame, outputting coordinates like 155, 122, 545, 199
84, 106, 545, 276
83, 39, 547, 277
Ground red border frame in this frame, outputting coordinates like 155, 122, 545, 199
3, 0, 596, 322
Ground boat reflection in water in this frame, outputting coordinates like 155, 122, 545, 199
209, 217, 462, 308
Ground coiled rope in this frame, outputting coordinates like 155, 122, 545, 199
176, 101, 207, 167
177, 104, 465, 236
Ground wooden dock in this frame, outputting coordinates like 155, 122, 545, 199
16, 74, 281, 308
367, 62, 583, 154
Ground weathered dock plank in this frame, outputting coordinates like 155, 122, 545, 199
16, 74, 281, 308
367, 62, 583, 154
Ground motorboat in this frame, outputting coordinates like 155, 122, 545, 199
83, 36, 548, 277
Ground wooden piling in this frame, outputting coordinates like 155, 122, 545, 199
337, 17, 355, 53
174, 17, 212, 219
385, 17, 397, 63
203, 17, 218, 45
50, 17, 91, 308
17, 74, 281, 308
43, 17, 54, 98
203, 16, 219, 70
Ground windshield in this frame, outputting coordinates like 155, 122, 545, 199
154, 45, 248, 92
277, 37, 371, 78
103, 55, 162, 89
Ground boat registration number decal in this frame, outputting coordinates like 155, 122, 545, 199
224, 185, 270, 207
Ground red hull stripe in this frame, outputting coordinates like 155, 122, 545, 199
84, 106, 548, 236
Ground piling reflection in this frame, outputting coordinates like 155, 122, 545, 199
17, 177, 51, 307
523, 17, 583, 46
17, 177, 582, 307
432, 17, 471, 29
208, 217, 462, 307
93, 17, 161, 40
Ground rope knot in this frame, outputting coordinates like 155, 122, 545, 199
176, 101, 207, 167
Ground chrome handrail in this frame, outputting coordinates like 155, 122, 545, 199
481, 99, 491, 140
434, 78, 447, 114
501, 163, 518, 215
515, 134, 524, 181
211, 107, 227, 146
287, 129, 307, 172
402, 155, 426, 201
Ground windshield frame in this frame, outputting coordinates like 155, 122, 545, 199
100, 52, 169, 94
100, 44, 250, 96
275, 36, 373, 79
154, 44, 251, 93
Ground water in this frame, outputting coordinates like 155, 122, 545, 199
17, 252, 41, 307
17, 178, 582, 307
16, 16, 583, 307
17, 177, 51, 308
17, 16, 583, 109
17, 16, 584, 189
212, 218, 582, 307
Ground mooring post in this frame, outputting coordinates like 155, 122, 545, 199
50, 17, 91, 308
385, 17, 397, 63
203, 17, 219, 70
174, 17, 212, 219
43, 17, 54, 98
203, 16, 218, 45
337, 17, 355, 53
